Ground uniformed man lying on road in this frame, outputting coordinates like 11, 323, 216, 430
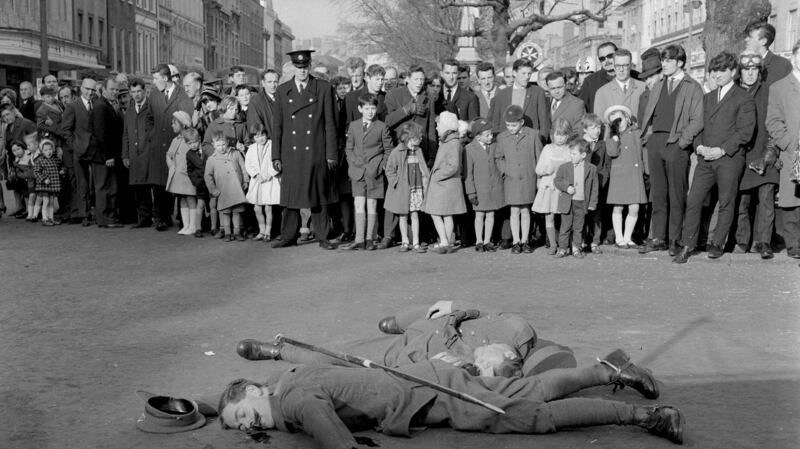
236, 300, 575, 378
218, 352, 683, 448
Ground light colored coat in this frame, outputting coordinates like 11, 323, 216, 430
593, 78, 646, 123
532, 142, 572, 213
423, 133, 466, 216
204, 150, 249, 210
605, 129, 647, 205
384, 144, 430, 215
245, 141, 281, 205
464, 140, 504, 211
765, 72, 800, 208
165, 136, 196, 196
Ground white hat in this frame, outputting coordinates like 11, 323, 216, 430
604, 104, 632, 123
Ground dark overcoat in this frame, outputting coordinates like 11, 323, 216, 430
61, 98, 117, 163
246, 88, 275, 139
146, 87, 193, 186
121, 99, 155, 185
272, 75, 338, 208
765, 72, 800, 208
464, 140, 504, 211
488, 84, 550, 138
740, 81, 778, 190
384, 86, 437, 164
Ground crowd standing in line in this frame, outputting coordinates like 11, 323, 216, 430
2, 21, 799, 264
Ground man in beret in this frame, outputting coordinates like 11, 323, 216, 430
271, 50, 339, 250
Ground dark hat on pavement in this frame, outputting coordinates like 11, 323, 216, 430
504, 105, 524, 122
135, 390, 206, 434
638, 56, 663, 80
472, 117, 493, 135
287, 50, 315, 68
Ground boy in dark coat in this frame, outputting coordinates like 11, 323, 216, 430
554, 138, 598, 258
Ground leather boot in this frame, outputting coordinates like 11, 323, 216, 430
378, 316, 404, 334
598, 349, 659, 399
236, 339, 282, 361
639, 405, 684, 444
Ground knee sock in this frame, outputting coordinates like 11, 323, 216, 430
366, 213, 377, 244
623, 214, 638, 243
354, 213, 366, 243
612, 210, 624, 244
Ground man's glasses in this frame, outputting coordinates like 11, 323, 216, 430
598, 54, 615, 62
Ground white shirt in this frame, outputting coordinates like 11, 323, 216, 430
718, 80, 734, 102
295, 79, 307, 92
82, 97, 92, 111
444, 84, 458, 101
616, 79, 630, 92
164, 85, 173, 101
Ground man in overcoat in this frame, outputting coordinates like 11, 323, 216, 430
271, 50, 339, 250
593, 49, 646, 123
145, 63, 194, 231
744, 21, 793, 87
488, 58, 549, 139
121, 78, 156, 227
673, 52, 755, 263
765, 40, 800, 259
247, 69, 279, 139
61, 76, 122, 227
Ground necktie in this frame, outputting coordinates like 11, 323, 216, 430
446, 88, 452, 102
136, 103, 141, 114
551, 100, 559, 114
362, 122, 368, 132
668, 78, 675, 94
298, 83, 304, 93
622, 84, 627, 94
717, 88, 722, 103
87, 100, 92, 114
164, 89, 169, 102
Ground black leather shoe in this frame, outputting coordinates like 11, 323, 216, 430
706, 243, 723, 259
236, 339, 281, 361
130, 220, 152, 228
787, 247, 800, 259
81, 218, 92, 227
378, 316, 404, 334
155, 221, 169, 231
522, 242, 534, 253
668, 241, 681, 256
732, 243, 748, 254
375, 237, 393, 249
98, 223, 124, 228
639, 238, 668, 254
641, 405, 684, 444
672, 246, 691, 264
511, 243, 522, 254
272, 239, 297, 248
475, 243, 485, 252
599, 349, 659, 399
760, 243, 774, 260
319, 240, 337, 250
340, 241, 365, 251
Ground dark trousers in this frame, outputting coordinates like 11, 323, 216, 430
75, 157, 117, 225
331, 193, 353, 236
132, 184, 172, 224
382, 209, 398, 241
779, 206, 800, 250
115, 164, 137, 223
680, 156, 744, 249
648, 133, 689, 243
735, 183, 775, 247
281, 205, 330, 243
56, 163, 80, 220
558, 200, 586, 249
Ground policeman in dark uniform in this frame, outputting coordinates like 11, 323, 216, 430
271, 50, 339, 249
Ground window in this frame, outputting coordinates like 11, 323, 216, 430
111, 25, 116, 70
77, 11, 83, 41
790, 9, 798, 49
138, 31, 143, 73
618, 21, 623, 29
99, 19, 104, 47
88, 16, 93, 44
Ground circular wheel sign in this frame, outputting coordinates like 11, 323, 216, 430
516, 43, 542, 65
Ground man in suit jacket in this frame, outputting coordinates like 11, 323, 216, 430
744, 21, 793, 87
436, 58, 479, 121
271, 50, 339, 250
673, 53, 756, 263
121, 78, 155, 227
146, 63, 194, 230
765, 41, 800, 258
638, 45, 705, 255
488, 58, 549, 139
474, 62, 498, 118
18, 81, 40, 123
219, 355, 682, 446
344, 64, 388, 123
61, 76, 122, 227
247, 69, 279, 139
577, 42, 618, 114
546, 71, 585, 133
593, 49, 646, 123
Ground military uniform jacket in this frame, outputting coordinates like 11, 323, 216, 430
146, 87, 194, 186
272, 75, 338, 208
267, 360, 554, 449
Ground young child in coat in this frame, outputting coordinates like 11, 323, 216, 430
465, 118, 505, 252
245, 123, 281, 242
7, 141, 33, 219
32, 138, 64, 226
35, 87, 65, 150
495, 105, 542, 254
341, 93, 393, 251
553, 138, 598, 258
204, 131, 249, 242
582, 113, 609, 253
384, 121, 430, 253
184, 128, 208, 238
604, 105, 647, 249
533, 118, 573, 254
423, 111, 466, 254
165, 111, 197, 235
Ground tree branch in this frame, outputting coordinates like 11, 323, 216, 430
508, 0, 613, 30
440, 0, 504, 8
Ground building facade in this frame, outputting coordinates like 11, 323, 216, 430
108, 0, 136, 75
203, 0, 237, 77
263, 0, 294, 73
646, 0, 707, 82
134, 0, 159, 79
158, 0, 205, 73
238, 0, 266, 77
769, 0, 800, 58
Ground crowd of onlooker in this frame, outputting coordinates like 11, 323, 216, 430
1, 20, 799, 264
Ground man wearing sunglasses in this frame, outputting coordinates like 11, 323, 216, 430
578, 42, 620, 114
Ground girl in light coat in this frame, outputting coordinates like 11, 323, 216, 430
245, 123, 280, 241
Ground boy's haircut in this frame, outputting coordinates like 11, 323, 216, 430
185, 71, 203, 84
568, 137, 591, 154
512, 58, 533, 72
581, 113, 603, 129
345, 57, 366, 71
261, 68, 279, 80
235, 85, 251, 95
10, 140, 27, 151
218, 378, 265, 429
442, 58, 460, 70
210, 130, 227, 142
551, 117, 573, 139
408, 65, 425, 76
613, 48, 632, 59
561, 67, 577, 79
39, 86, 56, 96
366, 64, 386, 78
476, 62, 495, 75
151, 64, 171, 78
182, 127, 200, 143
330, 75, 351, 89
598, 41, 618, 53
249, 122, 267, 137
458, 64, 470, 74
744, 21, 776, 48
396, 121, 423, 144
358, 93, 379, 107
708, 52, 739, 73
218, 96, 238, 112
545, 71, 566, 84
660, 45, 687, 65
229, 65, 245, 76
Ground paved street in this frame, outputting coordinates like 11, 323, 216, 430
1, 216, 798, 449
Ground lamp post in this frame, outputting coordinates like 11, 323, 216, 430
684, 0, 703, 75
40, 0, 49, 77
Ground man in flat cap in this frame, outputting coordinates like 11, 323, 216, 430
272, 50, 339, 249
